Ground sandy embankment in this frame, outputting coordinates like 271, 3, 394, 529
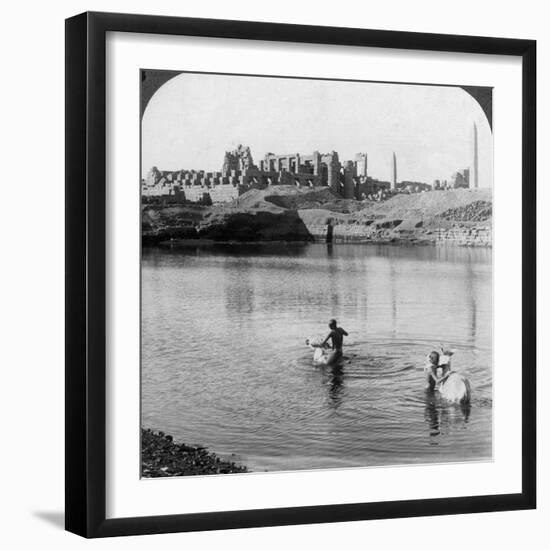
142, 186, 492, 246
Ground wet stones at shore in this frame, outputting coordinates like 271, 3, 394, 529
141, 428, 248, 477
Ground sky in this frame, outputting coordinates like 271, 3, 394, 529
141, 72, 492, 187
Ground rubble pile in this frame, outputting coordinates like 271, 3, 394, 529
439, 200, 492, 222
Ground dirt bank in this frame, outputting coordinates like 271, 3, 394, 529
142, 186, 492, 246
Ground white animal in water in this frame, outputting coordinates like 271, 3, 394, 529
439, 371, 472, 403
427, 349, 472, 404
305, 336, 342, 366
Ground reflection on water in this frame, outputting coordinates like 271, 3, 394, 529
424, 391, 471, 443
141, 243, 492, 472
324, 363, 345, 410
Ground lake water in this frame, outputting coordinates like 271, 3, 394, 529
141, 243, 492, 472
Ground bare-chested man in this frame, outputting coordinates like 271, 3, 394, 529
322, 319, 348, 364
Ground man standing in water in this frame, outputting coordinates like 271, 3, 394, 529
321, 319, 348, 364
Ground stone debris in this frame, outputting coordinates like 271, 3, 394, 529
438, 200, 492, 222
141, 428, 247, 477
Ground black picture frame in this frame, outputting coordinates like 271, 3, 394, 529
65, 11, 536, 538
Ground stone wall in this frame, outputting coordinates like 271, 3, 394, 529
301, 220, 492, 246
179, 185, 242, 203
303, 223, 376, 243
333, 225, 377, 242
431, 226, 492, 246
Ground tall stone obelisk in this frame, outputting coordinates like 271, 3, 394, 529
391, 152, 397, 190
472, 122, 479, 188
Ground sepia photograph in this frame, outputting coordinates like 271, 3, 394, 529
140, 70, 493, 477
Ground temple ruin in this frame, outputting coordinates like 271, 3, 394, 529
142, 145, 411, 205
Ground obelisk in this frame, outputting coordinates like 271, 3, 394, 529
472, 122, 479, 188
391, 152, 397, 190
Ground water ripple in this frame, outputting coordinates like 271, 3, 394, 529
142, 244, 493, 471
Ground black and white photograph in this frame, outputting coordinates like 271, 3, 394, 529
140, 70, 493, 477
1, 1, 543, 546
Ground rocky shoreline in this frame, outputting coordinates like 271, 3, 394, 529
141, 428, 247, 477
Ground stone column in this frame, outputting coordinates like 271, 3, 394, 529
313, 151, 321, 176
343, 161, 355, 199
472, 122, 479, 188
356, 153, 368, 177
327, 152, 340, 194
